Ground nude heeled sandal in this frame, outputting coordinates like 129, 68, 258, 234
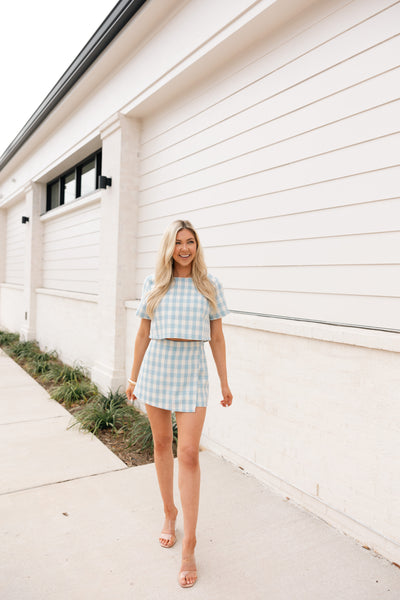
159, 520, 177, 548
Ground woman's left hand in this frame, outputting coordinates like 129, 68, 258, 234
220, 384, 233, 407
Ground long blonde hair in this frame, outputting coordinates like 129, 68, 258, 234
146, 219, 217, 318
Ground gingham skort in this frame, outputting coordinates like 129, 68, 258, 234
134, 339, 209, 412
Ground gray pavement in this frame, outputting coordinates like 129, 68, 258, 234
1, 347, 400, 599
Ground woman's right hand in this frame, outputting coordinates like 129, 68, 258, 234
126, 382, 137, 404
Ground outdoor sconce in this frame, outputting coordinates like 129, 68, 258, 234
98, 175, 112, 189
21, 216, 30, 224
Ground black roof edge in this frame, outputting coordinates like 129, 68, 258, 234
0, 0, 148, 173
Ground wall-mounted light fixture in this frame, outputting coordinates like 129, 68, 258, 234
98, 175, 112, 189
21, 216, 30, 224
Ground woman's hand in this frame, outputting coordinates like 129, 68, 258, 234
220, 383, 233, 407
126, 382, 137, 404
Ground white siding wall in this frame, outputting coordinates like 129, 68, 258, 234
41, 200, 101, 295
136, 0, 400, 330
5, 200, 25, 286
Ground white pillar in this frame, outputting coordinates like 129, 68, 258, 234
91, 114, 140, 392
20, 183, 43, 341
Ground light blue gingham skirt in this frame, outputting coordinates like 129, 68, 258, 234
135, 339, 209, 412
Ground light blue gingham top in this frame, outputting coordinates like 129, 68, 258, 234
136, 274, 229, 341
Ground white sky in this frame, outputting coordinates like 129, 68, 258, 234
0, 0, 119, 157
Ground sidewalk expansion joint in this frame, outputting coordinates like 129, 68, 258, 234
0, 414, 66, 427
0, 465, 130, 497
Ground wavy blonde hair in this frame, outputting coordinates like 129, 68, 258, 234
146, 219, 217, 318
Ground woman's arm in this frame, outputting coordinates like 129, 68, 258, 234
209, 318, 233, 407
126, 318, 151, 402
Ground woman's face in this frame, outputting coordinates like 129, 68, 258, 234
173, 228, 197, 269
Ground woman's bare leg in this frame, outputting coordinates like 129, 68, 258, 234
175, 406, 207, 585
146, 404, 178, 546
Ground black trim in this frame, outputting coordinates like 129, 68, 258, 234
0, 0, 148, 172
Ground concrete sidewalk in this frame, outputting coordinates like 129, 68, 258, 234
1, 348, 399, 600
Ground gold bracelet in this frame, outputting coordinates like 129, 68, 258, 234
128, 378, 137, 385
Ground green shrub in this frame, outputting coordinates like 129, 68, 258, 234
43, 361, 88, 384
51, 379, 99, 408
0, 331, 20, 347
26, 350, 59, 377
125, 411, 154, 452
124, 410, 178, 453
70, 388, 137, 435
9, 340, 40, 361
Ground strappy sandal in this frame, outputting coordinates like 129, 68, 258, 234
159, 519, 176, 548
178, 557, 197, 588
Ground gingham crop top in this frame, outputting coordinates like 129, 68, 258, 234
136, 273, 229, 341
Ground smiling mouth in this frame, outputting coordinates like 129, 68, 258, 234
179, 254, 190, 258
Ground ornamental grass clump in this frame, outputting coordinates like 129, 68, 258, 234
9, 340, 40, 363
70, 388, 137, 435
51, 379, 99, 408
0, 330, 20, 348
124, 411, 178, 453
43, 361, 88, 385
26, 350, 59, 378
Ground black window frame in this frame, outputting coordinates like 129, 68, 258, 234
46, 149, 102, 212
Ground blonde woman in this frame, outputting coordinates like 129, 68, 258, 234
126, 219, 232, 588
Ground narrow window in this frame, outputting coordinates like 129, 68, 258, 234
46, 149, 102, 212
62, 170, 76, 204
80, 158, 96, 196
47, 180, 60, 210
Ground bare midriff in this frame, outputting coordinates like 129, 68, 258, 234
166, 338, 199, 342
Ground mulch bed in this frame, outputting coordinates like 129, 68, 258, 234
95, 429, 154, 467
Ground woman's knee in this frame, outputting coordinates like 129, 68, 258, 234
178, 445, 200, 468
153, 433, 173, 454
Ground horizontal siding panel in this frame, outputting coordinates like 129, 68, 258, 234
137, 198, 400, 253
212, 265, 400, 297
138, 134, 400, 207
42, 269, 99, 282
136, 0, 400, 331
142, 8, 400, 156
42, 204, 100, 295
43, 219, 100, 243
226, 289, 400, 330
43, 230, 100, 248
139, 116, 400, 202
42, 257, 99, 271
134, 261, 400, 296
141, 98, 400, 189
135, 264, 400, 298
43, 205, 100, 234
138, 231, 400, 268
141, 66, 400, 179
42, 244, 100, 260
41, 278, 98, 295
142, 0, 395, 145
143, 0, 398, 148
138, 166, 400, 223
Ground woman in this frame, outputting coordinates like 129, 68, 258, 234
126, 219, 232, 588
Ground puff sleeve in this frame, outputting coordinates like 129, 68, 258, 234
209, 276, 229, 320
136, 275, 154, 319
